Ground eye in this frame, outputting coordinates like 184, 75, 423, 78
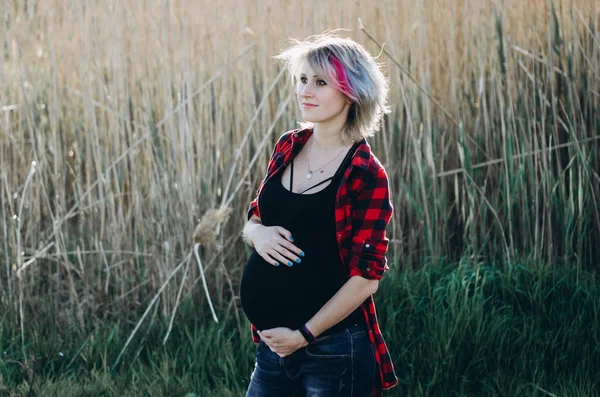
299, 76, 308, 84
316, 79, 327, 86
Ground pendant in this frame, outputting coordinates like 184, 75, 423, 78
306, 169, 313, 180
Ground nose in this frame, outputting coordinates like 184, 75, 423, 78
299, 83, 313, 98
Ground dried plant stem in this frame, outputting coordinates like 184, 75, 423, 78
397, 75, 435, 258
113, 252, 191, 369
15, 162, 37, 363
181, 232, 242, 305
193, 243, 218, 323
220, 8, 316, 209
1, 172, 10, 298
220, 262, 244, 338
162, 256, 191, 345
220, 66, 287, 206
223, 92, 294, 208
100, 242, 110, 294
358, 18, 459, 127
46, 41, 257, 244
436, 135, 600, 177
16, 242, 54, 276
464, 172, 512, 270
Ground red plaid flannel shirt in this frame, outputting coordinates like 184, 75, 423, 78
246, 128, 398, 395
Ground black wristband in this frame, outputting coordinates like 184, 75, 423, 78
298, 324, 316, 344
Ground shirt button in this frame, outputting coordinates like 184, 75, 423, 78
365, 244, 370, 248
366, 267, 371, 271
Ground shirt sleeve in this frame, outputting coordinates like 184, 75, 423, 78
347, 166, 394, 280
251, 323, 260, 343
247, 191, 261, 221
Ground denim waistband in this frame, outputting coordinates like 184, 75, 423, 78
318, 321, 367, 339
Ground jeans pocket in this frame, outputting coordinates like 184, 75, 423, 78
305, 330, 351, 359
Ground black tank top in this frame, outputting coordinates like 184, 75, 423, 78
240, 141, 363, 334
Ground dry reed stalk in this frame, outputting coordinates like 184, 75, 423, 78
45, 41, 257, 242
14, 162, 37, 363
112, 252, 191, 369
223, 92, 295, 208
157, 206, 233, 343
359, 18, 459, 127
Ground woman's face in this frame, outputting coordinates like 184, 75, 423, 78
296, 61, 351, 127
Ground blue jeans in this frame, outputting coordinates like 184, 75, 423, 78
246, 324, 377, 397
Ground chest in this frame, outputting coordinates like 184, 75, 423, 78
279, 145, 349, 195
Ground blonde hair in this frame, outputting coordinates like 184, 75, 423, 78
274, 33, 390, 143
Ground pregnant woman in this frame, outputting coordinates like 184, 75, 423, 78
240, 33, 398, 396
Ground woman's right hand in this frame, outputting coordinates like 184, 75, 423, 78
250, 225, 305, 267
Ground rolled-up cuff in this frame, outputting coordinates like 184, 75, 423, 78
347, 240, 388, 280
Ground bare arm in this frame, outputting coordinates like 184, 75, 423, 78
306, 276, 378, 337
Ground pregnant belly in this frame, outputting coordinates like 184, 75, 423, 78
240, 250, 310, 330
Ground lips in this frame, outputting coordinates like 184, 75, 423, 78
302, 103, 318, 108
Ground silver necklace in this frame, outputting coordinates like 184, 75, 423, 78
306, 138, 347, 180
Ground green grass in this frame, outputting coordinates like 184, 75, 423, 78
1, 259, 598, 397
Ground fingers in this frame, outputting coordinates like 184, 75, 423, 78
262, 243, 302, 268
273, 238, 304, 266
258, 330, 271, 338
261, 341, 288, 357
275, 226, 293, 242
277, 237, 305, 259
262, 342, 290, 358
260, 332, 282, 354
258, 250, 287, 267
258, 330, 293, 357
255, 226, 306, 267
270, 247, 297, 267
258, 252, 280, 267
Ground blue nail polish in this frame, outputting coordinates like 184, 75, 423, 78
300, 252, 305, 257
274, 262, 279, 267
289, 236, 294, 242
296, 258, 301, 263
287, 261, 293, 267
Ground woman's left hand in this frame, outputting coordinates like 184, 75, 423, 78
258, 327, 308, 357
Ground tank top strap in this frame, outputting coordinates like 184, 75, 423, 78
290, 157, 295, 191
299, 177, 335, 194
333, 140, 360, 178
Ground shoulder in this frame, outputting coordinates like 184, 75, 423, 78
344, 139, 392, 209
274, 128, 301, 151
351, 139, 390, 184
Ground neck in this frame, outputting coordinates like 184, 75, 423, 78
311, 122, 349, 150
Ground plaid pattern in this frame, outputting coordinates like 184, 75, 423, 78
246, 128, 398, 395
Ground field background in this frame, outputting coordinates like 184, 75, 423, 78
1, 0, 600, 396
